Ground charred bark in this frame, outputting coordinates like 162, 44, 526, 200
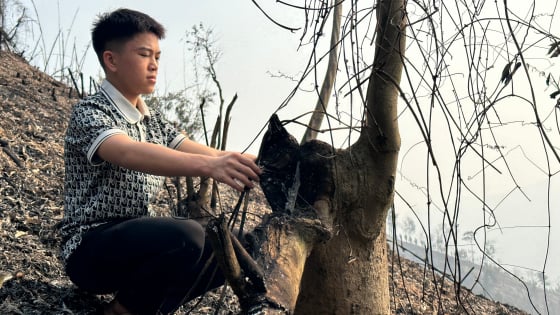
220, 0, 405, 313
209, 115, 335, 314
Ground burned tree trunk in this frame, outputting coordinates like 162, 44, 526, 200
210, 0, 406, 313
245, 126, 336, 313
294, 0, 406, 309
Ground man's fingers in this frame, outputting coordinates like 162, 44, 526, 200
232, 177, 250, 191
244, 160, 262, 181
233, 168, 256, 189
216, 152, 262, 191
233, 157, 260, 182
239, 153, 262, 176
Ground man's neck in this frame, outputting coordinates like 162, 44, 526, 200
105, 77, 139, 108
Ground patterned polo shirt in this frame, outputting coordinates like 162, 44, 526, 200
59, 79, 186, 263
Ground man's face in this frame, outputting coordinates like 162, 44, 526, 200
105, 32, 161, 104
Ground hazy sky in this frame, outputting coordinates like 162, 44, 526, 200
18, 0, 560, 300
20, 0, 309, 152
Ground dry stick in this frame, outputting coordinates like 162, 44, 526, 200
208, 94, 238, 216
250, 0, 300, 32
80, 72, 84, 97
220, 93, 237, 151
207, 215, 266, 310
238, 190, 251, 239
0, 139, 23, 167
2, 147, 23, 168
199, 98, 209, 146
227, 188, 248, 228
196, 98, 214, 209
208, 216, 242, 287
229, 229, 265, 292
89, 76, 99, 95
66, 68, 81, 99
209, 115, 220, 209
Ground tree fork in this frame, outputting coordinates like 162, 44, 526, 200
241, 0, 405, 313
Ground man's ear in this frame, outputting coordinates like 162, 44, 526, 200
103, 51, 117, 72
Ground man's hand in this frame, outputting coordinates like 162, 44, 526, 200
209, 152, 261, 192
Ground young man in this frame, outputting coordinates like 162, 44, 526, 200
59, 8, 261, 315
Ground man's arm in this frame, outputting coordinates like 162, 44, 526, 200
175, 137, 223, 157
97, 134, 261, 191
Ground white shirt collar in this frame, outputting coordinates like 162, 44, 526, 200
99, 79, 150, 124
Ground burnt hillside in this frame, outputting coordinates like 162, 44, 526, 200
0, 50, 100, 314
0, 50, 527, 314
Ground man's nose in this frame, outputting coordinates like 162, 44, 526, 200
149, 58, 158, 71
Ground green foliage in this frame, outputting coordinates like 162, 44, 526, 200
144, 90, 204, 141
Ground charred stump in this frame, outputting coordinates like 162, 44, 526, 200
208, 115, 336, 314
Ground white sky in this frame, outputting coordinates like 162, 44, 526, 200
15, 0, 560, 303
18, 0, 312, 154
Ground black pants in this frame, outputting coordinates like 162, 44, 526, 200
65, 217, 224, 315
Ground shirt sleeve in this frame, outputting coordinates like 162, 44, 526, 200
66, 101, 126, 165
151, 109, 186, 149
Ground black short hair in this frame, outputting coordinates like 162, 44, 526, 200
92, 8, 166, 68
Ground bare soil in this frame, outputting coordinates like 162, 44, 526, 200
0, 51, 527, 314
